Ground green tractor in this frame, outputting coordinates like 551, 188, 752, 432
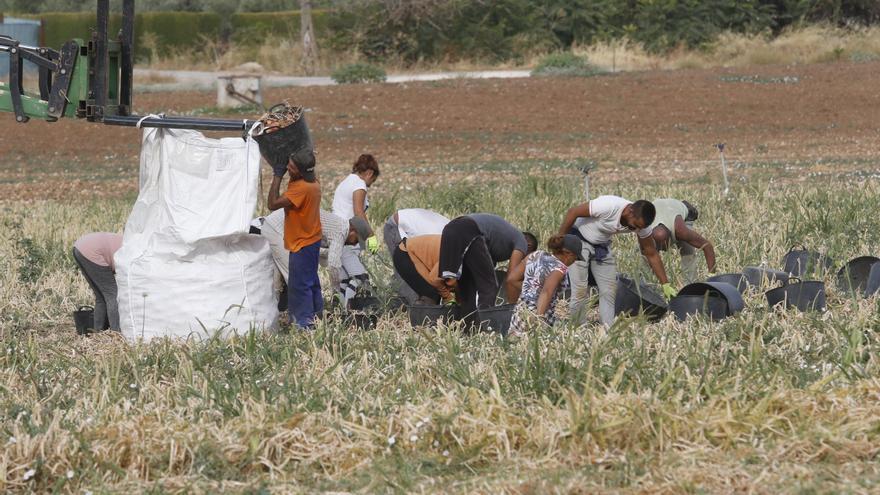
0, 0, 252, 132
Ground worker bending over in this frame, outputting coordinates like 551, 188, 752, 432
383, 208, 450, 303
648, 198, 716, 284
559, 195, 671, 327
392, 234, 456, 305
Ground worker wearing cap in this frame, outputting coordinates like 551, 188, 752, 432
647, 199, 716, 284
255, 209, 372, 311
505, 234, 584, 337
558, 195, 671, 327
266, 148, 322, 330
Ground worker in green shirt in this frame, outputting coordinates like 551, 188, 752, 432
648, 199, 716, 284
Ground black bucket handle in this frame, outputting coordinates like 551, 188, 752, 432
787, 244, 807, 253
76, 305, 94, 312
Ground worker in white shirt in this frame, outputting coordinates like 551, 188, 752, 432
648, 198, 716, 284
254, 209, 371, 310
331, 154, 381, 301
558, 195, 670, 327
382, 208, 450, 304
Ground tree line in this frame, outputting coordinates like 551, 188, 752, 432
2, 0, 878, 62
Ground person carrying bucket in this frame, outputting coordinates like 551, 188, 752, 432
647, 198, 716, 284
505, 234, 582, 337
266, 148, 322, 330
253, 209, 373, 311
331, 154, 381, 307
72, 232, 123, 331
558, 195, 671, 327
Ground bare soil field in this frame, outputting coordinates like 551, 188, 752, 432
1, 61, 878, 201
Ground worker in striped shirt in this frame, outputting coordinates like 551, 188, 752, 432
253, 208, 372, 310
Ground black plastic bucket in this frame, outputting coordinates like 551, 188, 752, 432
707, 273, 748, 294
765, 279, 826, 312
615, 275, 667, 322
477, 304, 515, 337
348, 296, 381, 312
836, 256, 880, 295
782, 246, 834, 277
669, 294, 729, 322
743, 266, 789, 289
408, 304, 456, 327
73, 306, 95, 335
678, 282, 744, 316
347, 313, 378, 331
252, 105, 313, 170
495, 269, 508, 300
866, 263, 880, 297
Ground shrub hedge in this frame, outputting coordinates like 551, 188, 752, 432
20, 10, 330, 60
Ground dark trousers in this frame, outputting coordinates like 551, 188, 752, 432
392, 245, 440, 304
456, 237, 498, 318
289, 240, 323, 329
72, 247, 119, 330
439, 216, 483, 279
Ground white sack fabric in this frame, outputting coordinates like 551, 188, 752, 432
115, 128, 278, 342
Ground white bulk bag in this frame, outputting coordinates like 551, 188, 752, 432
115, 127, 278, 341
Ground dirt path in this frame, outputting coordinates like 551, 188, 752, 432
133, 68, 532, 91
1, 61, 878, 201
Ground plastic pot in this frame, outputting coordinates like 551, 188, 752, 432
782, 246, 834, 277
477, 304, 515, 337
866, 263, 880, 297
348, 296, 381, 312
615, 275, 667, 322
669, 294, 729, 322
836, 256, 880, 295
743, 266, 789, 289
678, 282, 744, 315
73, 306, 95, 335
408, 304, 457, 327
707, 273, 748, 294
347, 313, 378, 331
495, 269, 508, 300
765, 279, 826, 312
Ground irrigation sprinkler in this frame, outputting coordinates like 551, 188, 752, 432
581, 162, 597, 200
715, 143, 729, 197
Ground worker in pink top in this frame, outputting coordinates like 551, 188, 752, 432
72, 232, 123, 331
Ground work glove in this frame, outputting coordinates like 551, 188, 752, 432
661, 283, 678, 300
366, 235, 379, 254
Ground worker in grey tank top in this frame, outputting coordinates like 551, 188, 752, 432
648, 199, 716, 284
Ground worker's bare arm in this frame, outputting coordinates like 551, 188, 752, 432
639, 235, 669, 285
267, 176, 292, 211
505, 251, 528, 303
675, 218, 716, 273
558, 203, 590, 236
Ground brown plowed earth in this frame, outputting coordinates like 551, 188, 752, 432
1, 62, 878, 201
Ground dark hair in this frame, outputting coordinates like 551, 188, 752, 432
523, 232, 538, 254
631, 200, 656, 225
547, 234, 566, 254
353, 154, 380, 178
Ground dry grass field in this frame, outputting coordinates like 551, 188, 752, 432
1, 59, 879, 493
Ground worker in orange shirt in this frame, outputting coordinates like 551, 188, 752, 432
266, 148, 323, 330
